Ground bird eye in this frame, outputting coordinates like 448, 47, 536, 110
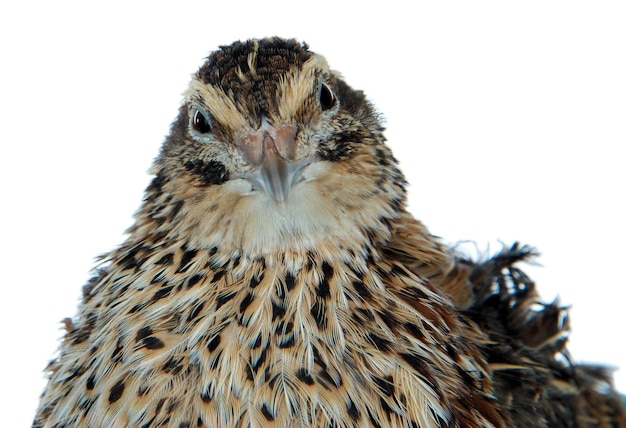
318, 82, 337, 111
192, 109, 212, 134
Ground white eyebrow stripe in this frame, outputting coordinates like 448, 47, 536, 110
277, 55, 330, 121
185, 79, 248, 132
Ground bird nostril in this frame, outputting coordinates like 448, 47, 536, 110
236, 123, 298, 166
273, 124, 298, 161
236, 132, 265, 166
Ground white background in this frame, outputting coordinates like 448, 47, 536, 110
1, 1, 624, 425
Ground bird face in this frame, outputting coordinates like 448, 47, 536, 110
149, 38, 406, 254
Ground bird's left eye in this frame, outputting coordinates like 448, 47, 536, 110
192, 109, 212, 134
319, 82, 337, 111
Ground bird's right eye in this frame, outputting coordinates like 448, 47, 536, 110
192, 109, 212, 134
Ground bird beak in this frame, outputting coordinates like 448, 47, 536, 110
236, 120, 308, 203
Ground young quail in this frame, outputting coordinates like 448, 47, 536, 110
34, 37, 626, 428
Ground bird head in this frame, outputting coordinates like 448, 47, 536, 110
144, 38, 407, 254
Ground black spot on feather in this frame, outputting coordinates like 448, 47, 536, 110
177, 248, 198, 273
187, 301, 205, 322
316, 261, 333, 298
216, 291, 237, 309
272, 301, 286, 320
296, 368, 315, 385
211, 269, 226, 283
239, 292, 254, 312
251, 346, 268, 373
369, 333, 392, 352
86, 374, 96, 390
352, 280, 371, 299
207, 335, 221, 352
249, 272, 263, 288
136, 326, 153, 342
143, 336, 165, 349
373, 375, 395, 396
285, 272, 296, 290
108, 379, 125, 403
310, 301, 327, 329
163, 357, 184, 375
184, 159, 228, 185
347, 398, 361, 420
187, 273, 204, 288
152, 285, 174, 300
155, 253, 174, 266
261, 403, 275, 421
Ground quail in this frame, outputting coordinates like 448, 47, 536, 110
34, 37, 626, 428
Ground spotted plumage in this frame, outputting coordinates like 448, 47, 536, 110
34, 38, 625, 427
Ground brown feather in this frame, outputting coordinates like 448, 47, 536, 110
34, 38, 624, 428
